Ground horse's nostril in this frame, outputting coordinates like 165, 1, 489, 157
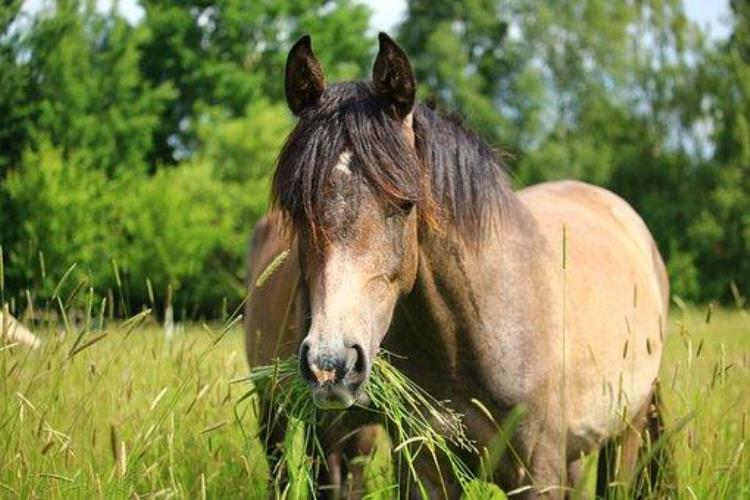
299, 339, 367, 388
299, 341, 314, 383
352, 344, 367, 374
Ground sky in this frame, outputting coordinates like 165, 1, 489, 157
21, 0, 732, 40
683, 0, 731, 39
363, 0, 731, 39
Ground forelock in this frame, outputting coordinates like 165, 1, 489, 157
272, 81, 427, 242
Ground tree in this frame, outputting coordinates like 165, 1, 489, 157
18, 1, 172, 175
685, 0, 750, 300
1, 1, 171, 303
0, 0, 377, 313
0, 1, 31, 176
398, 0, 717, 301
397, 0, 521, 146
138, 0, 373, 165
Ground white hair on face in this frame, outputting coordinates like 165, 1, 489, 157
333, 150, 352, 175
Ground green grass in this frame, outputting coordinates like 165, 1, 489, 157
248, 354, 480, 498
660, 305, 750, 498
1, 307, 748, 498
0, 320, 268, 498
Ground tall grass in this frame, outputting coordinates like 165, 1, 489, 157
0, 321, 268, 498
247, 354, 481, 498
661, 304, 750, 498
1, 303, 748, 497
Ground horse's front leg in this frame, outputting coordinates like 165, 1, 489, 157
317, 412, 385, 499
507, 420, 567, 500
387, 430, 466, 499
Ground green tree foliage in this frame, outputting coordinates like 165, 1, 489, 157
683, 0, 750, 300
400, 0, 748, 302
0, 0, 747, 312
20, 1, 172, 175
398, 1, 519, 144
117, 160, 248, 309
138, 0, 372, 164
5, 141, 115, 291
0, 0, 373, 315
0, 2, 30, 176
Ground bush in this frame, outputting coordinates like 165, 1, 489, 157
4, 141, 116, 298
3, 141, 267, 317
118, 160, 249, 315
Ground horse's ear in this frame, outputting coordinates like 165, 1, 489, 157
372, 32, 416, 120
285, 35, 326, 116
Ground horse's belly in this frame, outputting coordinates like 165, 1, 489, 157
567, 352, 661, 455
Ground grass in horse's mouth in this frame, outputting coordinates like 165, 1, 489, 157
246, 354, 492, 497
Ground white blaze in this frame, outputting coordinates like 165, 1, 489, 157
334, 150, 352, 175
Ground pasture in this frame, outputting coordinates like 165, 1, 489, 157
2, 2, 749, 498
1, 306, 747, 498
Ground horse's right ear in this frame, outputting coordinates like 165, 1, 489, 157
285, 35, 326, 116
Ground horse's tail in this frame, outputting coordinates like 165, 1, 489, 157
633, 383, 675, 498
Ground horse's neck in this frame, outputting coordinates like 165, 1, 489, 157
386, 195, 554, 393
387, 231, 479, 378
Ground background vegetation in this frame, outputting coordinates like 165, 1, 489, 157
1, 0, 748, 316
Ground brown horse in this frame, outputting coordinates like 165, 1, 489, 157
246, 33, 670, 498
244, 210, 299, 367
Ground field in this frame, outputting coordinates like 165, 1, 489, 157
1, 306, 748, 498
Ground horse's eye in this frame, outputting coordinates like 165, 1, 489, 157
386, 200, 414, 219
398, 200, 415, 212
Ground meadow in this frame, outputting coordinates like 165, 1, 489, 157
1, 305, 748, 498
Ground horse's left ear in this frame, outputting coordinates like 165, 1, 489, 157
372, 32, 416, 120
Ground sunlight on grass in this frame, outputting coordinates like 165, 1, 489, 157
0, 321, 267, 498
0, 306, 748, 498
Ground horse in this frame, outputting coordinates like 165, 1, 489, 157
245, 33, 670, 498
1, 311, 41, 349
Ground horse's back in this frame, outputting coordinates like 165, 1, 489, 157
519, 180, 668, 452
520, 180, 668, 308
244, 212, 299, 367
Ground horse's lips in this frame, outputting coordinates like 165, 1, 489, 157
311, 384, 360, 410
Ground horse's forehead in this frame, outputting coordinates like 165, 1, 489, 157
319, 149, 379, 242
332, 150, 352, 176
327, 149, 358, 206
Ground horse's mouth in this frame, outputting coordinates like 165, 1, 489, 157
311, 383, 368, 410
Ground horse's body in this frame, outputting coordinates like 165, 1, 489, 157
246, 181, 667, 495
1, 312, 41, 349
244, 210, 299, 367
245, 33, 669, 497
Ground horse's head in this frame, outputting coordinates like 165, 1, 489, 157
274, 33, 427, 408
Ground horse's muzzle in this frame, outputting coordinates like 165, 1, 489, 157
299, 339, 368, 409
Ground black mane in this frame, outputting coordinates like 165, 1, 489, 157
272, 81, 512, 241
